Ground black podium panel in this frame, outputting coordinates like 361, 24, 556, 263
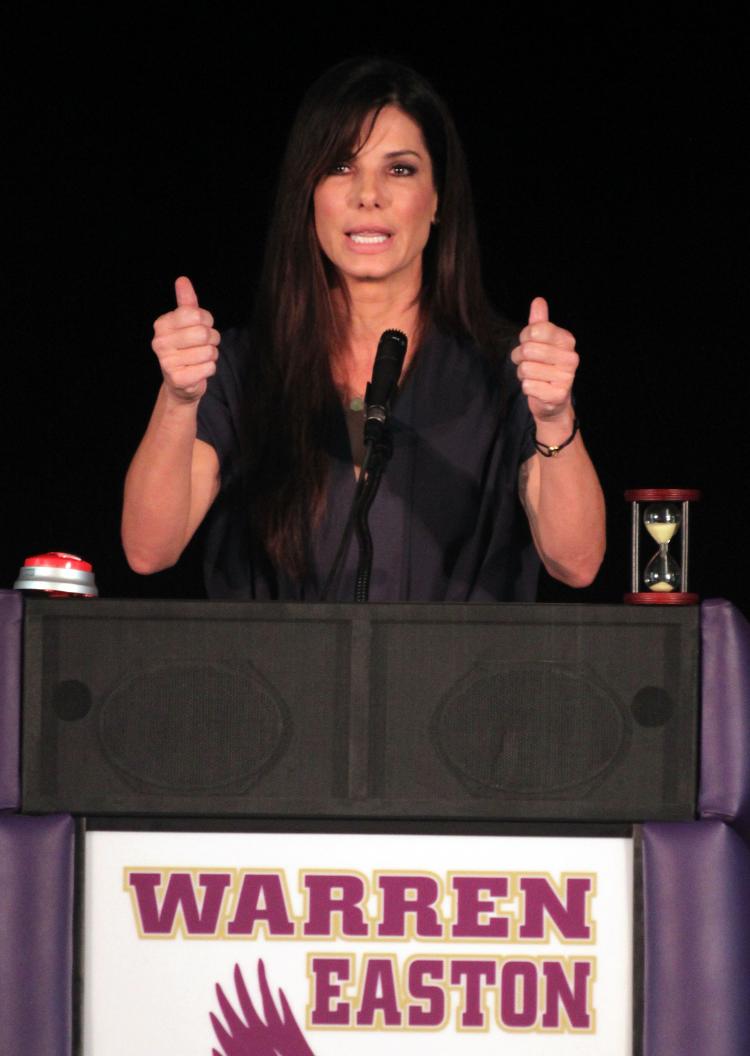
22, 600, 699, 820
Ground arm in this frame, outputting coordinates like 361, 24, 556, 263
121, 277, 222, 574
512, 297, 605, 588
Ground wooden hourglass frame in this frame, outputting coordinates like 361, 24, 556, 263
624, 488, 701, 605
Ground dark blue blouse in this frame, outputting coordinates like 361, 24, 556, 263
197, 326, 539, 601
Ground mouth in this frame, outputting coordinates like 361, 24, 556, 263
346, 228, 393, 246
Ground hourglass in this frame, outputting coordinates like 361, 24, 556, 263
624, 489, 701, 604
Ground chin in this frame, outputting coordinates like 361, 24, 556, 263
340, 267, 388, 285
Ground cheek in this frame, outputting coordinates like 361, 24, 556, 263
410, 203, 436, 249
406, 188, 438, 234
312, 188, 336, 245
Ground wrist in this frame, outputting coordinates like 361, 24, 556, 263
533, 405, 575, 442
159, 383, 202, 414
534, 414, 579, 458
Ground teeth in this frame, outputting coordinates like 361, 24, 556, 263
349, 233, 389, 244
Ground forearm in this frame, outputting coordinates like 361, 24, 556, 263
521, 411, 606, 588
122, 385, 204, 574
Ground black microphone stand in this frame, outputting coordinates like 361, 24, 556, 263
353, 415, 394, 602
320, 329, 406, 602
320, 405, 395, 603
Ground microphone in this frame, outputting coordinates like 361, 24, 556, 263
364, 329, 407, 442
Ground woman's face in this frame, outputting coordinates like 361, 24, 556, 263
313, 106, 438, 295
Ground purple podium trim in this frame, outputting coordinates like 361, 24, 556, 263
0, 589, 22, 810
0, 814, 74, 1056
700, 599, 750, 840
642, 821, 750, 1056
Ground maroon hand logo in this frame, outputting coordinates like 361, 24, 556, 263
211, 960, 317, 1056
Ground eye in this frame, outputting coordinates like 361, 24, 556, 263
327, 162, 352, 175
391, 163, 416, 176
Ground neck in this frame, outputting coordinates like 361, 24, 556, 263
331, 274, 425, 393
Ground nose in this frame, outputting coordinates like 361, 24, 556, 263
348, 169, 389, 209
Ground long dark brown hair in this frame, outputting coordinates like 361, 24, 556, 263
243, 57, 506, 578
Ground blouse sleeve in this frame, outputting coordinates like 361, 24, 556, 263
196, 327, 247, 483
500, 348, 537, 466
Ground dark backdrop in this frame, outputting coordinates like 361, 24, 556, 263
6, 9, 747, 614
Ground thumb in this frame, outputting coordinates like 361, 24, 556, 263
175, 275, 199, 308
528, 296, 549, 325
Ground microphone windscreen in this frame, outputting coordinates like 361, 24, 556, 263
368, 329, 408, 410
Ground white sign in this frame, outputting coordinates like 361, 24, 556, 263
83, 831, 633, 1055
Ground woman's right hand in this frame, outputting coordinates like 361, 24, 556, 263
151, 276, 221, 403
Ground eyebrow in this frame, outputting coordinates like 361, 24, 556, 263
383, 149, 424, 159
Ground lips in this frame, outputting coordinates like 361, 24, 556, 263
347, 226, 392, 235
345, 227, 393, 249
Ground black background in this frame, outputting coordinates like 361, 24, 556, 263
6, 8, 748, 614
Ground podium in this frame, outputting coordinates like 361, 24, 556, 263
2, 595, 749, 1055
22, 599, 698, 820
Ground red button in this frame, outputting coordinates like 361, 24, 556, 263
23, 552, 93, 572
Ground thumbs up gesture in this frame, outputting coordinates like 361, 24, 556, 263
151, 277, 221, 403
510, 297, 579, 424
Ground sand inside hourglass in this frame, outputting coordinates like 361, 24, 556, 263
649, 578, 675, 592
645, 522, 679, 544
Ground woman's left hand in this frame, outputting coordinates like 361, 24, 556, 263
511, 295, 604, 589
510, 297, 579, 424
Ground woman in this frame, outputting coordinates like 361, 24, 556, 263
122, 58, 605, 600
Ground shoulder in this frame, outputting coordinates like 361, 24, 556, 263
433, 321, 535, 458
217, 325, 251, 382
425, 314, 518, 363
201, 325, 251, 409
196, 325, 250, 466
422, 319, 521, 399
